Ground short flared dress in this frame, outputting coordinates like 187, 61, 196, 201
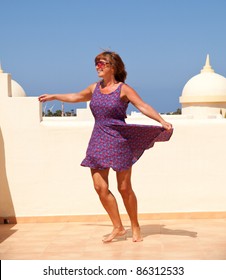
81, 82, 173, 171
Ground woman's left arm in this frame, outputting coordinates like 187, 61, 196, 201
122, 84, 173, 130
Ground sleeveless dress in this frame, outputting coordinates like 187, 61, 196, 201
81, 82, 173, 171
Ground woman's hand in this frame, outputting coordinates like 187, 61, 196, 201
160, 120, 173, 130
38, 94, 55, 103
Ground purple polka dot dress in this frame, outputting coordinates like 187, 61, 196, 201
81, 82, 173, 171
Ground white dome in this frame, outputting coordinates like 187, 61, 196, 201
182, 72, 226, 97
180, 55, 226, 104
11, 80, 26, 97
180, 55, 226, 118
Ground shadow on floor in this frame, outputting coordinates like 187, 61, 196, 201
140, 224, 197, 238
85, 223, 198, 239
0, 224, 18, 243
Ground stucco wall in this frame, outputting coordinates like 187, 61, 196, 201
1, 73, 226, 221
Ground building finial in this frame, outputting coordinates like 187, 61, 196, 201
201, 54, 214, 73
0, 61, 3, 73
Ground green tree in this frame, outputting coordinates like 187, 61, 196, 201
53, 110, 62, 116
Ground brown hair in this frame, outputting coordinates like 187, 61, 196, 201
95, 51, 127, 83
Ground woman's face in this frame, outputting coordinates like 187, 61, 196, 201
95, 59, 114, 78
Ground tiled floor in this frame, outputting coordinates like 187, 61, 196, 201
0, 218, 226, 260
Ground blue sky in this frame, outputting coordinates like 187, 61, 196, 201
1, 0, 226, 113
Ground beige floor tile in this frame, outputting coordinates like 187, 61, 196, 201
1, 253, 43, 260
1, 218, 226, 260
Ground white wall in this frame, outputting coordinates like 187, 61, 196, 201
1, 73, 226, 221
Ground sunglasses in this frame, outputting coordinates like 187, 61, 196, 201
95, 61, 111, 69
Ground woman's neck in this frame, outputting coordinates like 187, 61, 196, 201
101, 78, 118, 88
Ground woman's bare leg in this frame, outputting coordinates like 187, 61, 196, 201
117, 167, 143, 242
91, 168, 126, 242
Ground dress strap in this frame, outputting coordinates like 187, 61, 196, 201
118, 82, 124, 91
92, 81, 101, 94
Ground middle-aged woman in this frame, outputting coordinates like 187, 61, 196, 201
39, 51, 173, 243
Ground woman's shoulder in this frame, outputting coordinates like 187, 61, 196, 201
120, 83, 135, 102
88, 81, 101, 93
121, 83, 135, 93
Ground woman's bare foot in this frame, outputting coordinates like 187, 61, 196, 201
132, 226, 143, 242
102, 227, 127, 243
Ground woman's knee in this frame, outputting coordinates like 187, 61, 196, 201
116, 168, 133, 197
118, 182, 133, 197
93, 182, 108, 196
91, 168, 109, 197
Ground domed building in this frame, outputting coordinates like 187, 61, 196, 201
0, 63, 26, 97
11, 80, 26, 97
180, 55, 226, 118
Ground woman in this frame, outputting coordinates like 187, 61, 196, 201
39, 51, 173, 243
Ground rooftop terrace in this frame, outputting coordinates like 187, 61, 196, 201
1, 217, 226, 260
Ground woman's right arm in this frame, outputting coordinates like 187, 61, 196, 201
38, 83, 96, 103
